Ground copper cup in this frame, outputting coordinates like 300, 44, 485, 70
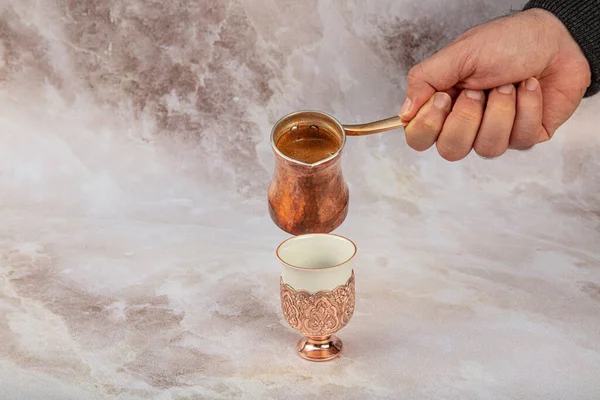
277, 234, 356, 362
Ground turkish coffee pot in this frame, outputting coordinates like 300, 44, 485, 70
268, 110, 405, 235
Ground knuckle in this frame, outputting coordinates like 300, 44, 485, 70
407, 64, 424, 82
511, 142, 536, 151
474, 134, 506, 156
474, 142, 506, 158
421, 117, 442, 133
405, 130, 434, 152
494, 104, 516, 117
518, 105, 541, 116
452, 109, 481, 126
474, 134, 498, 149
511, 130, 538, 148
510, 138, 536, 150
436, 141, 465, 162
406, 138, 432, 152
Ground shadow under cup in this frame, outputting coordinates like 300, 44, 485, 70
277, 234, 356, 362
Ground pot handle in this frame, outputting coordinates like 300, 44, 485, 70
343, 116, 407, 136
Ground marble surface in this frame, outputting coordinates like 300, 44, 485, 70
1, 0, 600, 399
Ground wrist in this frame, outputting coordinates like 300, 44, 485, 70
522, 8, 592, 94
523, 8, 573, 48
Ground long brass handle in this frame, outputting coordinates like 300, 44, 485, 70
343, 116, 407, 136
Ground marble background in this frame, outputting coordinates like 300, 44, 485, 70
1, 0, 600, 399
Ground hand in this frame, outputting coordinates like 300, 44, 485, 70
399, 9, 591, 161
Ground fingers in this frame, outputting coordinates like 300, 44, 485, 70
399, 43, 471, 122
509, 77, 544, 150
473, 84, 517, 158
405, 78, 546, 161
436, 89, 485, 161
405, 92, 452, 151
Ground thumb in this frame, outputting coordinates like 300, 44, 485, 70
399, 44, 469, 121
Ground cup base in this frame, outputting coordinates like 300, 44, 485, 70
296, 335, 343, 362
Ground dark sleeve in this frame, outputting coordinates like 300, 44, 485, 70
524, 0, 600, 97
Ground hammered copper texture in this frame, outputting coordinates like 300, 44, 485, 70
268, 154, 349, 235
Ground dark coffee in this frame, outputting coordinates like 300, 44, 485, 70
276, 125, 341, 164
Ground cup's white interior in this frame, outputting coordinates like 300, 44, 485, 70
277, 234, 355, 293
278, 234, 355, 269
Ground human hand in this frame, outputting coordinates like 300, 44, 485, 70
400, 9, 591, 160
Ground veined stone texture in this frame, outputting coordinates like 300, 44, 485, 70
1, 1, 599, 399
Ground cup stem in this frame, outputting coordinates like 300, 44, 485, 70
296, 335, 343, 362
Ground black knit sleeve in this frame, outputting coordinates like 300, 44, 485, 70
524, 0, 600, 97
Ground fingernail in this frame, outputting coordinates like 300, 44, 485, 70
465, 90, 483, 100
399, 98, 412, 117
497, 84, 513, 95
525, 77, 538, 91
433, 92, 450, 109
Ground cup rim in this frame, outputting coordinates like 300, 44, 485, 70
270, 110, 346, 167
275, 233, 357, 271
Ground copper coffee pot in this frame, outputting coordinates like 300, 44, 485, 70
268, 110, 406, 235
